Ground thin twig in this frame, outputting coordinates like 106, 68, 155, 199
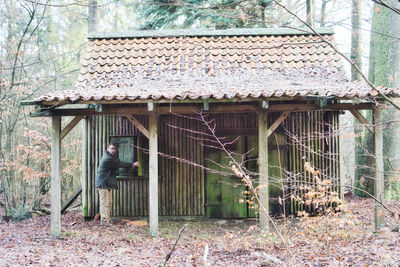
270, 0, 400, 111
198, 111, 293, 259
163, 223, 188, 267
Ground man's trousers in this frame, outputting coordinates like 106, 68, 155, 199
98, 188, 112, 222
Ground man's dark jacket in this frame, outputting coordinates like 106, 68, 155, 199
95, 151, 131, 190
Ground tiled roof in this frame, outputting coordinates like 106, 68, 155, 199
36, 28, 398, 103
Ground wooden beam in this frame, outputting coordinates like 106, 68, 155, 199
51, 116, 61, 237
266, 103, 375, 112
19, 100, 41, 106
266, 111, 291, 137
61, 188, 82, 214
349, 109, 374, 134
61, 116, 84, 140
149, 112, 158, 237
125, 115, 150, 139
81, 118, 88, 217
258, 110, 269, 230
31, 103, 376, 117
26, 97, 381, 109
22, 97, 275, 107
373, 107, 385, 230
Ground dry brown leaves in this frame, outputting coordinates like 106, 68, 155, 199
0, 196, 399, 266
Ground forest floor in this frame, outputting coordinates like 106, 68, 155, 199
0, 196, 399, 266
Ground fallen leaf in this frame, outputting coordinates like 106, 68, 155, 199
127, 220, 148, 227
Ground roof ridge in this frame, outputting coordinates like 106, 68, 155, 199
88, 27, 334, 40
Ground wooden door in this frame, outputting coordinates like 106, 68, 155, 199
206, 136, 247, 218
206, 133, 288, 218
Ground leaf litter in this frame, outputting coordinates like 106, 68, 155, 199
0, 196, 399, 266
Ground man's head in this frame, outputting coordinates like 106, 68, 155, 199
107, 142, 117, 156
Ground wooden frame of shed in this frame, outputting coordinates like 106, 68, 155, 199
21, 28, 396, 237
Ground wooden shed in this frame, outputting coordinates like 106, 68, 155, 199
22, 28, 398, 236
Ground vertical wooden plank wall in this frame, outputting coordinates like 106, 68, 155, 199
284, 111, 341, 214
83, 114, 206, 218
157, 114, 205, 216
82, 111, 340, 218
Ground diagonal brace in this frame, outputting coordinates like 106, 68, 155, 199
61, 116, 84, 140
125, 115, 150, 139
349, 109, 374, 134
266, 111, 291, 137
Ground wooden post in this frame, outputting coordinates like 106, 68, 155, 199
149, 112, 158, 236
373, 107, 385, 230
82, 117, 88, 217
51, 116, 61, 237
258, 111, 269, 230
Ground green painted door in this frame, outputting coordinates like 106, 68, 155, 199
206, 134, 287, 218
246, 135, 259, 218
206, 137, 247, 218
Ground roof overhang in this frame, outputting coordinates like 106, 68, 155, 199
87, 27, 334, 40
22, 98, 380, 118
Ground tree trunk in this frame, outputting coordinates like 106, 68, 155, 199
88, 0, 98, 33
113, 1, 118, 31
306, 0, 314, 26
351, 0, 362, 81
368, 1, 400, 200
320, 0, 327, 27
349, 0, 362, 193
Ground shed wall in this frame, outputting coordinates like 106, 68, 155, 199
82, 111, 340, 218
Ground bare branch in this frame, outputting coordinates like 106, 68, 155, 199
270, 0, 400, 110
372, 0, 400, 15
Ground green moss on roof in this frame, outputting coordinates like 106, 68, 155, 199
88, 27, 334, 39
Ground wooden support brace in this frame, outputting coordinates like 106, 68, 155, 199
61, 116, 84, 140
61, 188, 82, 214
149, 112, 158, 237
266, 111, 291, 138
258, 110, 269, 231
349, 109, 374, 134
125, 115, 150, 139
373, 107, 385, 230
51, 116, 61, 237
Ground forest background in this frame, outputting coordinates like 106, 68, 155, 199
0, 0, 399, 220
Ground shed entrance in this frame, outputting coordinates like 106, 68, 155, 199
205, 133, 287, 218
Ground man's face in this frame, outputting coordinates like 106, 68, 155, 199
107, 145, 117, 156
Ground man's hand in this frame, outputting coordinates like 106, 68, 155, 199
132, 161, 140, 168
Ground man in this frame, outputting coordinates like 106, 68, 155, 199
95, 142, 139, 225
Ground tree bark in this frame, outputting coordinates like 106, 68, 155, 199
320, 0, 327, 27
306, 0, 314, 26
88, 0, 98, 33
351, 0, 362, 81
368, 0, 400, 200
